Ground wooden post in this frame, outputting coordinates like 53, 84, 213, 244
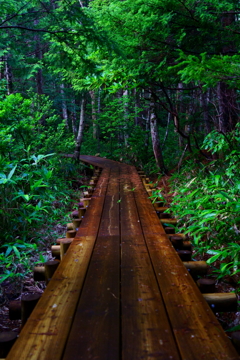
60, 239, 72, 260
160, 218, 178, 225
164, 227, 175, 234
169, 235, 183, 249
33, 266, 45, 281
51, 245, 60, 259
159, 213, 172, 219
80, 198, 91, 208
78, 207, 86, 218
72, 218, 82, 229
56, 238, 73, 245
153, 203, 166, 210
0, 332, 18, 358
183, 261, 208, 276
71, 210, 79, 219
197, 278, 216, 293
83, 191, 91, 198
44, 260, 59, 284
66, 230, 77, 238
203, 293, 238, 312
67, 222, 74, 230
88, 187, 94, 195
182, 240, 192, 251
9, 300, 21, 320
231, 332, 240, 351
177, 250, 192, 261
21, 293, 41, 327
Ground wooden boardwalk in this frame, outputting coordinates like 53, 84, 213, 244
6, 156, 239, 360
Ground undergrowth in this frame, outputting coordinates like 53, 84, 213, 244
169, 124, 240, 280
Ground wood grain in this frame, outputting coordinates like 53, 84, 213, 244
62, 164, 120, 360
120, 165, 180, 360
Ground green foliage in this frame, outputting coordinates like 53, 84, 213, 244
169, 124, 240, 278
0, 90, 74, 158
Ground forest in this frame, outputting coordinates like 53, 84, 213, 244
0, 0, 240, 302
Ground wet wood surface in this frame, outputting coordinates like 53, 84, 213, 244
6, 156, 239, 360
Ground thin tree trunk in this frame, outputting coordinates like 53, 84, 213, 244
97, 88, 101, 152
60, 83, 69, 129
34, 20, 43, 95
74, 97, 86, 161
71, 98, 77, 139
4, 55, 13, 95
89, 90, 97, 140
217, 82, 238, 133
150, 99, 168, 174
123, 88, 129, 146
201, 89, 211, 135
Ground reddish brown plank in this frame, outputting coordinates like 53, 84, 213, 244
120, 165, 180, 360
62, 165, 120, 360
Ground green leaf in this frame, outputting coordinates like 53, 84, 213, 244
206, 253, 222, 264
7, 165, 17, 180
12, 246, 21, 259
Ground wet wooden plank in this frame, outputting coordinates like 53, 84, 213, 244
62, 165, 120, 360
6, 168, 110, 360
129, 165, 240, 360
120, 165, 180, 360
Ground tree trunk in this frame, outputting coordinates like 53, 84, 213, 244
34, 20, 43, 95
201, 89, 211, 135
74, 97, 86, 161
4, 55, 13, 95
217, 82, 238, 133
71, 98, 77, 139
97, 88, 101, 152
150, 99, 168, 174
60, 83, 69, 129
123, 88, 129, 146
89, 90, 97, 139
